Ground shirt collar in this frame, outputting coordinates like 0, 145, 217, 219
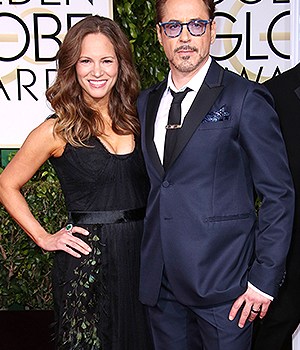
167, 56, 212, 94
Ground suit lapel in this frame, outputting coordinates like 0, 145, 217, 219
167, 61, 225, 170
145, 81, 167, 178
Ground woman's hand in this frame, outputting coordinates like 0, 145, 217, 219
38, 225, 92, 258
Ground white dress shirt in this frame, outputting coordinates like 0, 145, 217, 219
154, 57, 212, 163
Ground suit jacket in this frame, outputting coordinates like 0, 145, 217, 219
264, 63, 300, 280
137, 59, 294, 307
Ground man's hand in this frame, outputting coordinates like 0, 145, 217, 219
228, 286, 271, 328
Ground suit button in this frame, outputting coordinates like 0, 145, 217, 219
162, 181, 170, 187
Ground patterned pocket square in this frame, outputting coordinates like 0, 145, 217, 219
202, 105, 230, 123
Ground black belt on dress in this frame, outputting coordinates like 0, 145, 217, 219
68, 207, 146, 225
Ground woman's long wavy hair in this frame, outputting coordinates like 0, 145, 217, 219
46, 15, 140, 146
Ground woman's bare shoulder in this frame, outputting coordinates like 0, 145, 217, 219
26, 118, 66, 158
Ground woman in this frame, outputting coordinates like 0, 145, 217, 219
0, 15, 152, 349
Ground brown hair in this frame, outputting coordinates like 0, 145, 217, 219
155, 0, 216, 23
46, 15, 140, 146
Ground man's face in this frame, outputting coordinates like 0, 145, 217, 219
157, 0, 216, 78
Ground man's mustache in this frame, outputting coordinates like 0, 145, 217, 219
174, 45, 198, 53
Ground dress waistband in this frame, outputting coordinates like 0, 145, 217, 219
68, 207, 146, 225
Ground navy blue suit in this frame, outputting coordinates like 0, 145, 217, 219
137, 59, 294, 349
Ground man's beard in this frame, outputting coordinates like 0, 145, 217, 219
171, 45, 203, 73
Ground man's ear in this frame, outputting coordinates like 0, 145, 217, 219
156, 24, 163, 45
210, 20, 217, 44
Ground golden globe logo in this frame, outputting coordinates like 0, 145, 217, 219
0, 0, 110, 148
0, 1, 94, 101
211, 0, 290, 82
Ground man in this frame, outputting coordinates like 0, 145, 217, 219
252, 63, 300, 350
137, 0, 294, 349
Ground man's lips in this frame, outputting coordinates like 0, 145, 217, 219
175, 45, 198, 54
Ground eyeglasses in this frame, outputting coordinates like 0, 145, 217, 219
159, 19, 212, 38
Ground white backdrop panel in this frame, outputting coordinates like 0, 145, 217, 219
211, 0, 291, 81
0, 0, 113, 148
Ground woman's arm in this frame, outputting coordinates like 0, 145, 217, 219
0, 119, 91, 258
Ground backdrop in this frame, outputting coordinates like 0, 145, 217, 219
212, 0, 291, 81
0, 0, 113, 148
0, 0, 298, 148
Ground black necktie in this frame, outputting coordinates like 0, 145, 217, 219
163, 88, 191, 169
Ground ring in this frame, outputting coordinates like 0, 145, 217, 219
251, 306, 260, 314
65, 224, 73, 232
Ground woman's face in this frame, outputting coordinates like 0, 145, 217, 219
76, 32, 119, 106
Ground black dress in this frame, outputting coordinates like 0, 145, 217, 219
49, 137, 152, 350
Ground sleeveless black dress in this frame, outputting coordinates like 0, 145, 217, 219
49, 137, 152, 350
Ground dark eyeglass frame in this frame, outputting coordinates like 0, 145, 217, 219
159, 19, 212, 38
